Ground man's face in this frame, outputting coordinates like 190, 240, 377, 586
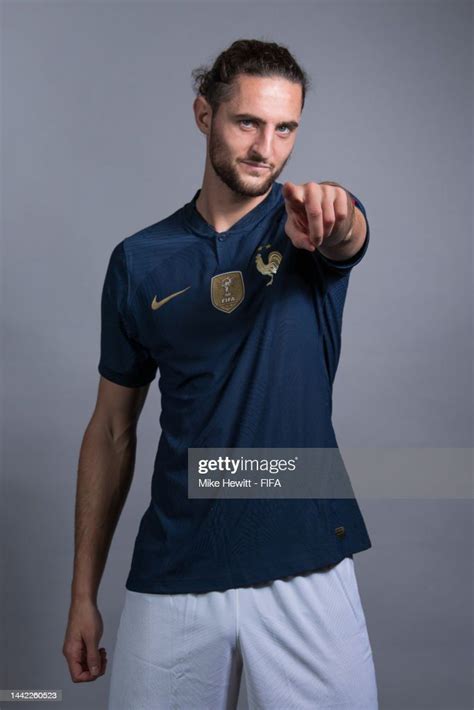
207, 74, 302, 197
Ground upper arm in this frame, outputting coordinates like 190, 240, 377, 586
94, 240, 158, 437
97, 240, 158, 387
92, 375, 152, 439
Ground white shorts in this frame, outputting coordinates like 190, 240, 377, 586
107, 557, 379, 709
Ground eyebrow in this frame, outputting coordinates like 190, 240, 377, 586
233, 113, 299, 129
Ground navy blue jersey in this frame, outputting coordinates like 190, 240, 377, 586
98, 181, 372, 594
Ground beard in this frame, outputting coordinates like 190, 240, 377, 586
208, 124, 292, 197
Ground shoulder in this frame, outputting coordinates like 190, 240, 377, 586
122, 205, 186, 254
107, 204, 192, 304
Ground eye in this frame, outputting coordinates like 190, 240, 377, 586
239, 119, 255, 128
277, 125, 291, 135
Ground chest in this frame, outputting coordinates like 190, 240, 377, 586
131, 222, 321, 366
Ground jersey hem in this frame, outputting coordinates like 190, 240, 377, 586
124, 540, 372, 595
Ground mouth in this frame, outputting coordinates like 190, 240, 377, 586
241, 160, 271, 171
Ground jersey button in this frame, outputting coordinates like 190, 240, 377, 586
217, 233, 227, 241
335, 526, 345, 538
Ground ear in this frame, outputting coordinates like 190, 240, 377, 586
193, 96, 212, 135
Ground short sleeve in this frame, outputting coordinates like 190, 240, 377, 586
313, 191, 370, 273
98, 241, 158, 388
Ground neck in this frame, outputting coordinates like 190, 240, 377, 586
195, 162, 272, 234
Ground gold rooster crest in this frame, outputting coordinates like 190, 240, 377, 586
255, 243, 282, 286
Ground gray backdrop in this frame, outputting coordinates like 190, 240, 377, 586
1, 1, 472, 708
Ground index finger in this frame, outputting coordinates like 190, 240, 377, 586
303, 183, 324, 247
282, 182, 306, 211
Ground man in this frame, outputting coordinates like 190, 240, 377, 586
63, 38, 379, 709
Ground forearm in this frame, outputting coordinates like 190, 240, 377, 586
70, 417, 137, 605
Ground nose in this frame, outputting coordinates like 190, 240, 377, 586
249, 126, 274, 163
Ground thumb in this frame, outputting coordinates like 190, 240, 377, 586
85, 639, 101, 676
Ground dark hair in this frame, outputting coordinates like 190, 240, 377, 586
191, 38, 311, 115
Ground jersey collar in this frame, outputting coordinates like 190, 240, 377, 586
182, 181, 283, 238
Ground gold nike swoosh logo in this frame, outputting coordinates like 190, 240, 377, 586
151, 286, 191, 310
